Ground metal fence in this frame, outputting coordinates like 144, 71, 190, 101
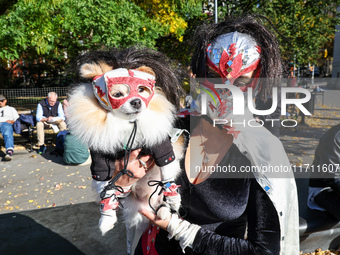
0, 87, 69, 111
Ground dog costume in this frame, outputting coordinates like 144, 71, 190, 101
67, 58, 185, 254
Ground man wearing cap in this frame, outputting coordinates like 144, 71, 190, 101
36, 92, 66, 154
0, 95, 19, 161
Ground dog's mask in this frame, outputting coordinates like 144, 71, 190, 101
92, 68, 156, 119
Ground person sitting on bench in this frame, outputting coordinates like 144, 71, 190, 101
36, 92, 66, 154
308, 124, 340, 221
0, 94, 19, 161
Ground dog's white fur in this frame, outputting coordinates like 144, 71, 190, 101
67, 63, 184, 254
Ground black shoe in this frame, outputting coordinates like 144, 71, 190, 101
38, 145, 46, 154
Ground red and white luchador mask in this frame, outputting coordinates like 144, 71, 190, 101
206, 31, 261, 90
185, 32, 262, 121
92, 68, 156, 116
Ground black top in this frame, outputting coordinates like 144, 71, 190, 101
309, 124, 340, 196
39, 99, 60, 118
135, 143, 281, 255
90, 137, 175, 181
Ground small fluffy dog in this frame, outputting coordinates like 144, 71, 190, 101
67, 54, 185, 253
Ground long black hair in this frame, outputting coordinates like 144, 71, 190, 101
191, 15, 283, 100
72, 46, 184, 110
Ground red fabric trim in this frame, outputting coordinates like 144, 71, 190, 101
219, 50, 232, 77
177, 109, 200, 117
227, 53, 243, 78
100, 197, 119, 211
128, 69, 135, 77
163, 191, 179, 196
206, 56, 224, 78
95, 85, 106, 98
142, 225, 160, 254
226, 126, 241, 139
236, 58, 260, 79
218, 100, 229, 117
106, 76, 154, 89
240, 67, 261, 92
208, 101, 216, 112
256, 45, 261, 54
93, 74, 104, 81
228, 43, 237, 59
163, 184, 181, 197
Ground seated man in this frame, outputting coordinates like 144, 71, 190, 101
36, 92, 66, 154
308, 124, 340, 220
0, 94, 19, 161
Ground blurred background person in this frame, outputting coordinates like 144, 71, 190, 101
0, 94, 19, 161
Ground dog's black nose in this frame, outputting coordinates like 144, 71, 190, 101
130, 98, 142, 109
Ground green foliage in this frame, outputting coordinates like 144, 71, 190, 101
132, 0, 206, 65
133, 0, 203, 40
0, 0, 163, 60
1, 0, 340, 88
216, 0, 340, 65
155, 14, 207, 66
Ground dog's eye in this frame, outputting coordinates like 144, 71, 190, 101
138, 86, 152, 98
109, 84, 130, 98
113, 92, 124, 98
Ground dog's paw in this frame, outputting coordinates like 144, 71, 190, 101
98, 211, 118, 236
156, 203, 172, 220
165, 193, 181, 212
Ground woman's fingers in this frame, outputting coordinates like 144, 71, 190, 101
139, 209, 170, 230
113, 149, 153, 186
129, 148, 142, 160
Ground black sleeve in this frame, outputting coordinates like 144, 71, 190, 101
90, 150, 117, 181
150, 137, 175, 167
192, 180, 280, 255
90, 137, 175, 180
309, 127, 340, 195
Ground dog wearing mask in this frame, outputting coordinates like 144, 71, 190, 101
66, 48, 185, 252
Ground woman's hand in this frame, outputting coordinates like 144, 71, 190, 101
139, 208, 170, 230
113, 149, 155, 188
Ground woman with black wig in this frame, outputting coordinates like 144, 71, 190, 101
134, 15, 299, 255
85, 15, 299, 255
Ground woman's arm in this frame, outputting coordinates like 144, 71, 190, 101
192, 180, 280, 255
141, 179, 281, 255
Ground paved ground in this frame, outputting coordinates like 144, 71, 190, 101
0, 89, 339, 254
0, 148, 94, 212
0, 143, 128, 254
281, 90, 340, 171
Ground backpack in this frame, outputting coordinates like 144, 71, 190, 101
54, 130, 69, 156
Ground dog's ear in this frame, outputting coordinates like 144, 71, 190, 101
80, 61, 113, 79
136, 66, 156, 77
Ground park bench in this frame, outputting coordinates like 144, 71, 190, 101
0, 87, 69, 152
14, 110, 36, 152
4, 110, 58, 152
